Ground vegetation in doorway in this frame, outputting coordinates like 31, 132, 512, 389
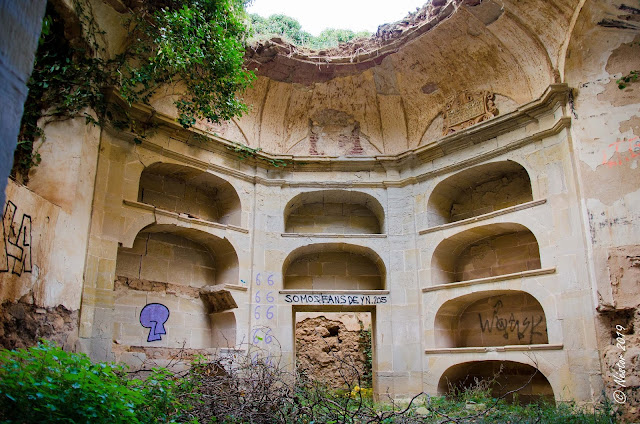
15, 0, 255, 180
359, 322, 373, 388
249, 14, 371, 49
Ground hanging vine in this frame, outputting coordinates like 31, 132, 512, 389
15, 0, 256, 180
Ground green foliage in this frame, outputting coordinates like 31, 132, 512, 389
312, 28, 371, 49
249, 14, 312, 46
249, 14, 370, 49
617, 70, 639, 89
121, 0, 255, 128
0, 341, 194, 424
16, 0, 255, 178
358, 325, 372, 388
226, 142, 289, 167
0, 341, 620, 423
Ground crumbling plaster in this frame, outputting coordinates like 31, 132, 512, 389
0, 0, 637, 413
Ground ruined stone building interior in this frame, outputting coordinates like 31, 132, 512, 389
0, 0, 639, 413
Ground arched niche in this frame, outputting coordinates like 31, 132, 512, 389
434, 290, 548, 348
438, 361, 554, 404
431, 223, 541, 285
284, 190, 384, 234
283, 243, 386, 290
116, 224, 239, 286
428, 161, 533, 227
138, 162, 242, 226
113, 225, 239, 349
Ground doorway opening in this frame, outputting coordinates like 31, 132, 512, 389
294, 310, 374, 392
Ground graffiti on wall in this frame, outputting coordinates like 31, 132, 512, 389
477, 300, 545, 344
251, 272, 277, 365
601, 136, 639, 167
140, 303, 170, 342
1, 201, 32, 275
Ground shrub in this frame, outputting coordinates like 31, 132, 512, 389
0, 341, 190, 424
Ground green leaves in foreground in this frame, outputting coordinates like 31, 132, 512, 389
0, 341, 192, 424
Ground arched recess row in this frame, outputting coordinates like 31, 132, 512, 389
428, 161, 533, 227
431, 223, 541, 285
138, 162, 242, 226
284, 190, 384, 234
438, 361, 554, 404
283, 243, 386, 290
113, 224, 239, 349
434, 290, 548, 349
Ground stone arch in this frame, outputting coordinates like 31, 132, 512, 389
434, 290, 549, 348
427, 160, 533, 227
113, 225, 239, 349
116, 224, 239, 287
431, 223, 541, 285
138, 162, 242, 226
284, 190, 385, 234
437, 360, 554, 404
283, 243, 386, 290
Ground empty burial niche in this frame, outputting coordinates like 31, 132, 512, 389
138, 163, 241, 226
431, 223, 541, 285
113, 226, 239, 349
283, 244, 385, 290
428, 161, 533, 227
295, 312, 373, 389
434, 291, 548, 348
438, 361, 554, 404
284, 190, 384, 234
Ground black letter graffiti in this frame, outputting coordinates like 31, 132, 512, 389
477, 299, 545, 343
0, 201, 32, 275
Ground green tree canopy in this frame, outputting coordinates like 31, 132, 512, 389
249, 13, 370, 49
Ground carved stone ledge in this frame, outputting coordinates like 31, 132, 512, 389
199, 285, 238, 313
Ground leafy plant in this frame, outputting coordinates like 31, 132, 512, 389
15, 0, 255, 179
358, 324, 373, 388
226, 142, 290, 167
0, 341, 193, 424
617, 70, 639, 89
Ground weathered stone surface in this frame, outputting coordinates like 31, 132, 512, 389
296, 315, 371, 389
0, 300, 78, 350
199, 285, 238, 313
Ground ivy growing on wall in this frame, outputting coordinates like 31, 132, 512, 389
15, 0, 255, 180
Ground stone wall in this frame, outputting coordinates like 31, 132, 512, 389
139, 172, 222, 223
455, 293, 548, 347
112, 276, 220, 350
454, 231, 541, 282
137, 164, 242, 226
450, 172, 532, 222
296, 314, 371, 389
11, 0, 629, 410
285, 251, 382, 290
286, 202, 380, 234
116, 232, 217, 287
563, 0, 640, 419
